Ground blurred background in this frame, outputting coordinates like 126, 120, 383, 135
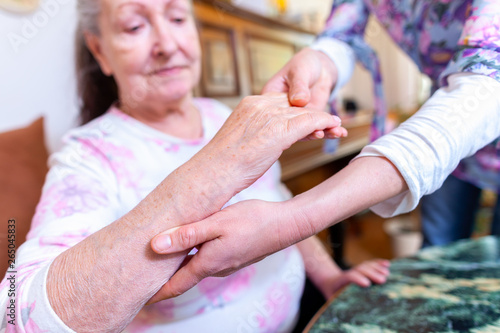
1, 0, 495, 268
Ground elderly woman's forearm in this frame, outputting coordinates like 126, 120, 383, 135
47, 158, 235, 332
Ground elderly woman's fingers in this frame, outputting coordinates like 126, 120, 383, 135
324, 126, 348, 139
358, 260, 391, 275
360, 269, 388, 285
367, 259, 391, 272
286, 111, 340, 143
344, 270, 372, 288
204, 95, 344, 195
301, 126, 348, 141
291, 111, 335, 134
302, 130, 326, 141
351, 261, 390, 285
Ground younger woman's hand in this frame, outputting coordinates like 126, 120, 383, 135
147, 199, 302, 304
262, 48, 338, 110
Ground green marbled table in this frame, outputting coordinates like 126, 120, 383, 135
306, 236, 500, 333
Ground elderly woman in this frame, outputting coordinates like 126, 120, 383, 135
0, 0, 389, 331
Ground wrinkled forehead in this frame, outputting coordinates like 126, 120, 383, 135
101, 0, 192, 16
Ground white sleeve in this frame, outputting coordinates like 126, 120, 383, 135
310, 37, 355, 101
353, 72, 500, 217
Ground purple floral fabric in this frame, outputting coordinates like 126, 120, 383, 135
320, 0, 500, 191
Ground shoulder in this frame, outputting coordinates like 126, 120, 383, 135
51, 109, 124, 169
60, 106, 127, 151
66, 108, 120, 138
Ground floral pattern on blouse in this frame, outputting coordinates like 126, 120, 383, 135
0, 99, 305, 332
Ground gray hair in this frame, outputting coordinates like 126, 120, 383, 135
77, 0, 101, 35
76, 0, 118, 124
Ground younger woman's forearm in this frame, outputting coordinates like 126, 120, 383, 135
287, 156, 407, 240
291, 158, 405, 296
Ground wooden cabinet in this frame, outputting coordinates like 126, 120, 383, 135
193, 0, 315, 108
280, 112, 371, 182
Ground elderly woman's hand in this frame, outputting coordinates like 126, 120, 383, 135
314, 259, 391, 300
195, 93, 346, 194
261, 49, 342, 141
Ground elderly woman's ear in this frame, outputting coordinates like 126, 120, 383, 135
84, 31, 113, 76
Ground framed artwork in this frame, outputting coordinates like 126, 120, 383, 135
246, 35, 296, 94
199, 25, 240, 97
0, 0, 39, 13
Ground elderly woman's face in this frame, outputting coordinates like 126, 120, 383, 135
90, 0, 201, 106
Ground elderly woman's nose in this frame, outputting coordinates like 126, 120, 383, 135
152, 23, 177, 57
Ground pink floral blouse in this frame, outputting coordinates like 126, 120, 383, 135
0, 98, 305, 332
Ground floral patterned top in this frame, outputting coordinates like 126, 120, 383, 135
0, 99, 305, 332
320, 0, 500, 192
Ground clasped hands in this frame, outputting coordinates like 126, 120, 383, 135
148, 48, 349, 304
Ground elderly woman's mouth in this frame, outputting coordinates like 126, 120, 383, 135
150, 66, 186, 76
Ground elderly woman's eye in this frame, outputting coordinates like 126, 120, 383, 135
126, 24, 143, 33
172, 17, 185, 24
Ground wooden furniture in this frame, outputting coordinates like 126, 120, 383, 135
306, 236, 500, 332
193, 0, 315, 108
280, 111, 371, 182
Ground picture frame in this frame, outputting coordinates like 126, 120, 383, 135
0, 0, 39, 13
246, 34, 296, 95
199, 25, 240, 97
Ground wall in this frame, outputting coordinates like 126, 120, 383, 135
285, 0, 331, 32
0, 0, 79, 153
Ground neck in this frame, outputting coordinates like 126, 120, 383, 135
120, 94, 202, 140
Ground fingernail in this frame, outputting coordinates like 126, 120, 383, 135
333, 115, 341, 125
291, 93, 307, 101
155, 235, 172, 252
